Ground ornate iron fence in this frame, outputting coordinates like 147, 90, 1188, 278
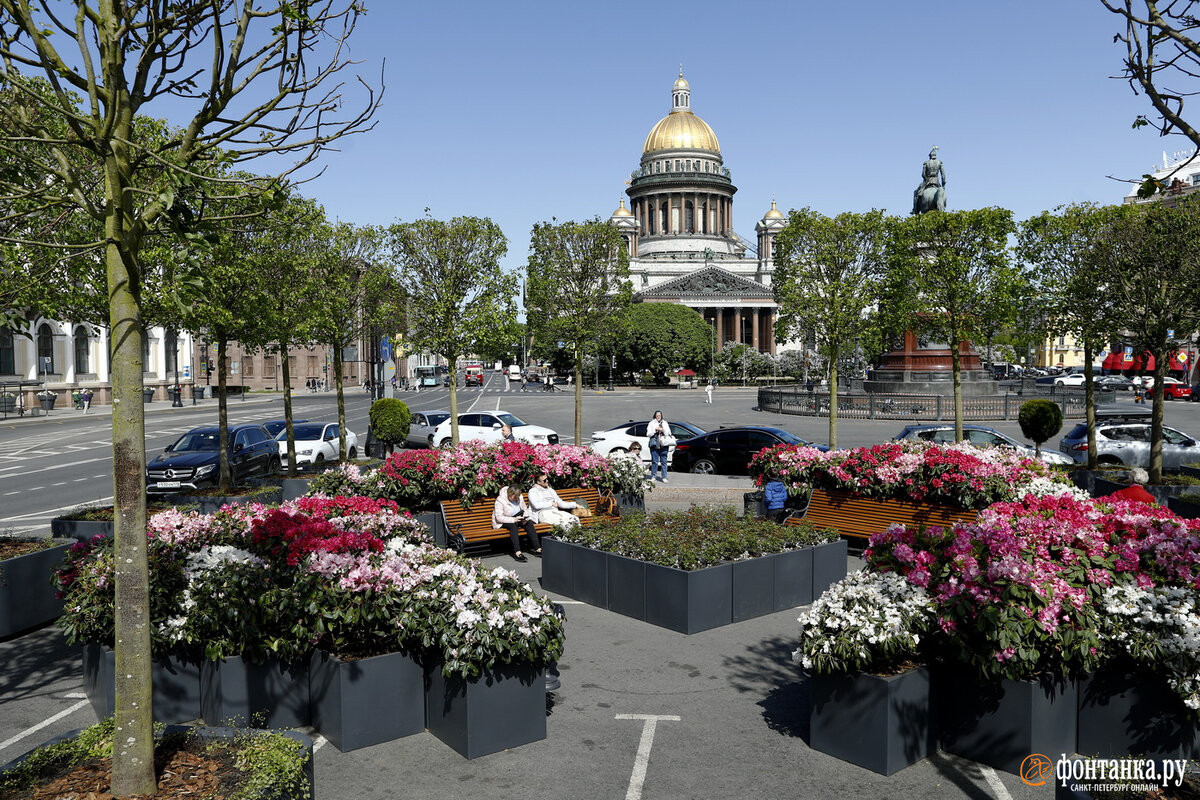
757, 385, 1113, 421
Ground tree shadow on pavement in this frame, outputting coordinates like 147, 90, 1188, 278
721, 633, 809, 739
0, 625, 79, 704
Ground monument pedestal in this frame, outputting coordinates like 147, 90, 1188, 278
865, 331, 997, 397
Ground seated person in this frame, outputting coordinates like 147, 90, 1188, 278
764, 474, 789, 523
491, 485, 540, 562
528, 472, 580, 529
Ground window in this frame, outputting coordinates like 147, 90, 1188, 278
288, 356, 297, 374
664, 161, 670, 172
37, 324, 55, 373
142, 331, 151, 371
0, 329, 13, 374
243, 357, 255, 378
675, 160, 681, 171
655, 162, 661, 173
1057, 335, 1066, 347
164, 330, 178, 375
74, 327, 90, 374
306, 355, 317, 376
1191, 173, 1200, 186
685, 160, 691, 171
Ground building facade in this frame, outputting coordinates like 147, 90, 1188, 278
609, 73, 785, 354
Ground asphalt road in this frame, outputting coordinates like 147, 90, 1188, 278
4, 372, 1191, 798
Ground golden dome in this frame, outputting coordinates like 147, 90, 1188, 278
612, 198, 633, 217
643, 111, 720, 154
674, 75, 690, 91
764, 199, 783, 219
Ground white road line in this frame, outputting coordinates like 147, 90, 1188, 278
2, 496, 113, 521
0, 455, 112, 482
616, 714, 679, 800
0, 699, 90, 753
312, 733, 328, 753
63, 693, 86, 699
73, 478, 89, 482
980, 766, 1014, 800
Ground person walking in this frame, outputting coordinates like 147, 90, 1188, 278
491, 484, 540, 562
647, 410, 671, 483
81, 388, 93, 414
520, 373, 527, 392
705, 382, 713, 404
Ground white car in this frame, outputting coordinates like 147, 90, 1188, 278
276, 422, 358, 467
406, 410, 451, 448
429, 411, 558, 449
589, 420, 706, 464
1053, 373, 1086, 386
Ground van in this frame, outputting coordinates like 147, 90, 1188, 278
507, 364, 522, 380
465, 366, 484, 387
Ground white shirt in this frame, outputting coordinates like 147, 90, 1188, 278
528, 483, 577, 512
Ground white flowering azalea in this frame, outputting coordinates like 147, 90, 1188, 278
794, 570, 934, 676
1098, 584, 1200, 710
1014, 475, 1090, 501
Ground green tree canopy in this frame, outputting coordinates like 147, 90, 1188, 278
617, 303, 712, 383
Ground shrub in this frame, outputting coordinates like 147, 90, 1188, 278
1017, 398, 1063, 452
369, 398, 411, 444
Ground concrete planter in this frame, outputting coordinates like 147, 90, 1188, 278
1168, 495, 1200, 519
0, 726, 314, 800
644, 561, 733, 634
413, 510, 448, 548
730, 555, 774, 623
1092, 477, 1196, 506
809, 666, 935, 775
938, 669, 1077, 776
81, 645, 202, 724
811, 539, 849, 599
606, 552, 646, 620
772, 546, 815, 611
279, 477, 313, 502
310, 650, 424, 752
424, 660, 546, 759
160, 487, 282, 513
49, 517, 112, 541
539, 536, 575, 596
200, 655, 311, 729
0, 540, 71, 637
1077, 669, 1199, 759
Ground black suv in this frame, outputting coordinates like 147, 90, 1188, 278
147, 424, 280, 493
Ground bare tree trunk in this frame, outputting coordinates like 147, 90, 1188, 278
1084, 341, 1097, 470
217, 334, 232, 492
951, 339, 964, 441
447, 355, 459, 445
575, 346, 584, 446
827, 344, 840, 450
333, 340, 347, 457
1150, 349, 1169, 483
281, 343, 298, 475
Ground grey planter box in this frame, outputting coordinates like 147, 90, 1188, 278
0, 540, 71, 637
773, 547, 814, 611
413, 510, 448, 548
81, 645, 201, 724
309, 650, 424, 752
424, 661, 546, 759
1168, 495, 1200, 519
539, 536, 574, 596
49, 517, 112, 541
572, 542, 609, 608
809, 667, 935, 775
0, 726, 314, 799
200, 655, 311, 729
279, 477, 313, 502
731, 555, 774, 622
1077, 669, 1198, 759
938, 669, 1077, 776
606, 552, 646, 620
644, 561, 732, 634
160, 487, 282, 514
811, 539, 849, 600
617, 492, 646, 515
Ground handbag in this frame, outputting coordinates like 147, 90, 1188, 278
595, 493, 618, 517
570, 505, 593, 518
658, 433, 678, 447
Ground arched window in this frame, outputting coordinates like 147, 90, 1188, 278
74, 326, 89, 374
164, 330, 178, 375
660, 204, 668, 234
0, 329, 13, 375
685, 201, 694, 234
37, 323, 54, 374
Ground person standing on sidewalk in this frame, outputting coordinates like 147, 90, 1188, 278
647, 410, 671, 483
705, 382, 713, 404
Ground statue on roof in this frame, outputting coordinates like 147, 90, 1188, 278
912, 146, 947, 215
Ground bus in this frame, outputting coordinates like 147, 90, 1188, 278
414, 365, 439, 387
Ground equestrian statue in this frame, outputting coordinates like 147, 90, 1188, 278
912, 146, 947, 215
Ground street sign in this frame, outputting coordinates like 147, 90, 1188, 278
182, 365, 191, 379
380, 336, 392, 362
1124, 345, 1134, 363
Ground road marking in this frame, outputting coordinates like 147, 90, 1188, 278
63, 693, 86, 699
73, 478, 89, 482
980, 766, 1014, 800
2, 496, 113, 521
312, 733, 328, 753
0, 699, 89, 753
616, 714, 679, 800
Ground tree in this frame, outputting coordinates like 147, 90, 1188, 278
887, 208, 1018, 441
0, 4, 377, 792
615, 303, 712, 383
526, 218, 632, 444
1018, 203, 1124, 468
387, 216, 513, 444
1105, 1, 1200, 194
773, 208, 889, 449
1097, 196, 1200, 482
1018, 399, 1064, 458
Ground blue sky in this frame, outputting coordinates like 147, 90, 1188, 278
287, 1, 1173, 272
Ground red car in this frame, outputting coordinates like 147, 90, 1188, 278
1149, 378, 1192, 400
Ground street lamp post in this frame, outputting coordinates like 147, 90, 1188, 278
171, 332, 183, 407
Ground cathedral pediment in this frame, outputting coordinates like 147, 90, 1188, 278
636, 265, 773, 300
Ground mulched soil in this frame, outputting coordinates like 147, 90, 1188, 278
5, 737, 245, 800
0, 541, 48, 560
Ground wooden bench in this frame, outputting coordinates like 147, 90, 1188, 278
784, 488, 978, 543
440, 486, 619, 553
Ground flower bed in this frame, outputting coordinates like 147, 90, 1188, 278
751, 440, 1071, 510
544, 506, 842, 633
306, 440, 650, 510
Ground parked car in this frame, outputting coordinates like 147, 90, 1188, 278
147, 424, 279, 493
1053, 373, 1086, 387
1147, 377, 1192, 400
1095, 375, 1133, 391
276, 422, 358, 467
671, 426, 826, 476
429, 411, 558, 449
894, 424, 1074, 466
261, 418, 309, 438
407, 411, 451, 448
1058, 410, 1200, 468
590, 420, 706, 464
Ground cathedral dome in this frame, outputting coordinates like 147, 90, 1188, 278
642, 71, 721, 155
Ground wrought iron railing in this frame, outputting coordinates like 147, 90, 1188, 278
757, 385, 1114, 421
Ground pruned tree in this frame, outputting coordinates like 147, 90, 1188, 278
0, 3, 377, 792
1096, 196, 1200, 482
616, 303, 712, 383
1018, 203, 1124, 468
387, 215, 513, 445
773, 208, 889, 449
887, 208, 1018, 441
526, 218, 632, 444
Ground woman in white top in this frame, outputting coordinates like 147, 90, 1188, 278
528, 472, 580, 529
647, 410, 671, 483
491, 485, 539, 562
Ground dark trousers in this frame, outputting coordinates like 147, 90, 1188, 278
500, 519, 540, 552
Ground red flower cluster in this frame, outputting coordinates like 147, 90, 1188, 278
250, 509, 384, 567
293, 495, 401, 518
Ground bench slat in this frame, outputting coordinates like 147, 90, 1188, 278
787, 488, 977, 542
